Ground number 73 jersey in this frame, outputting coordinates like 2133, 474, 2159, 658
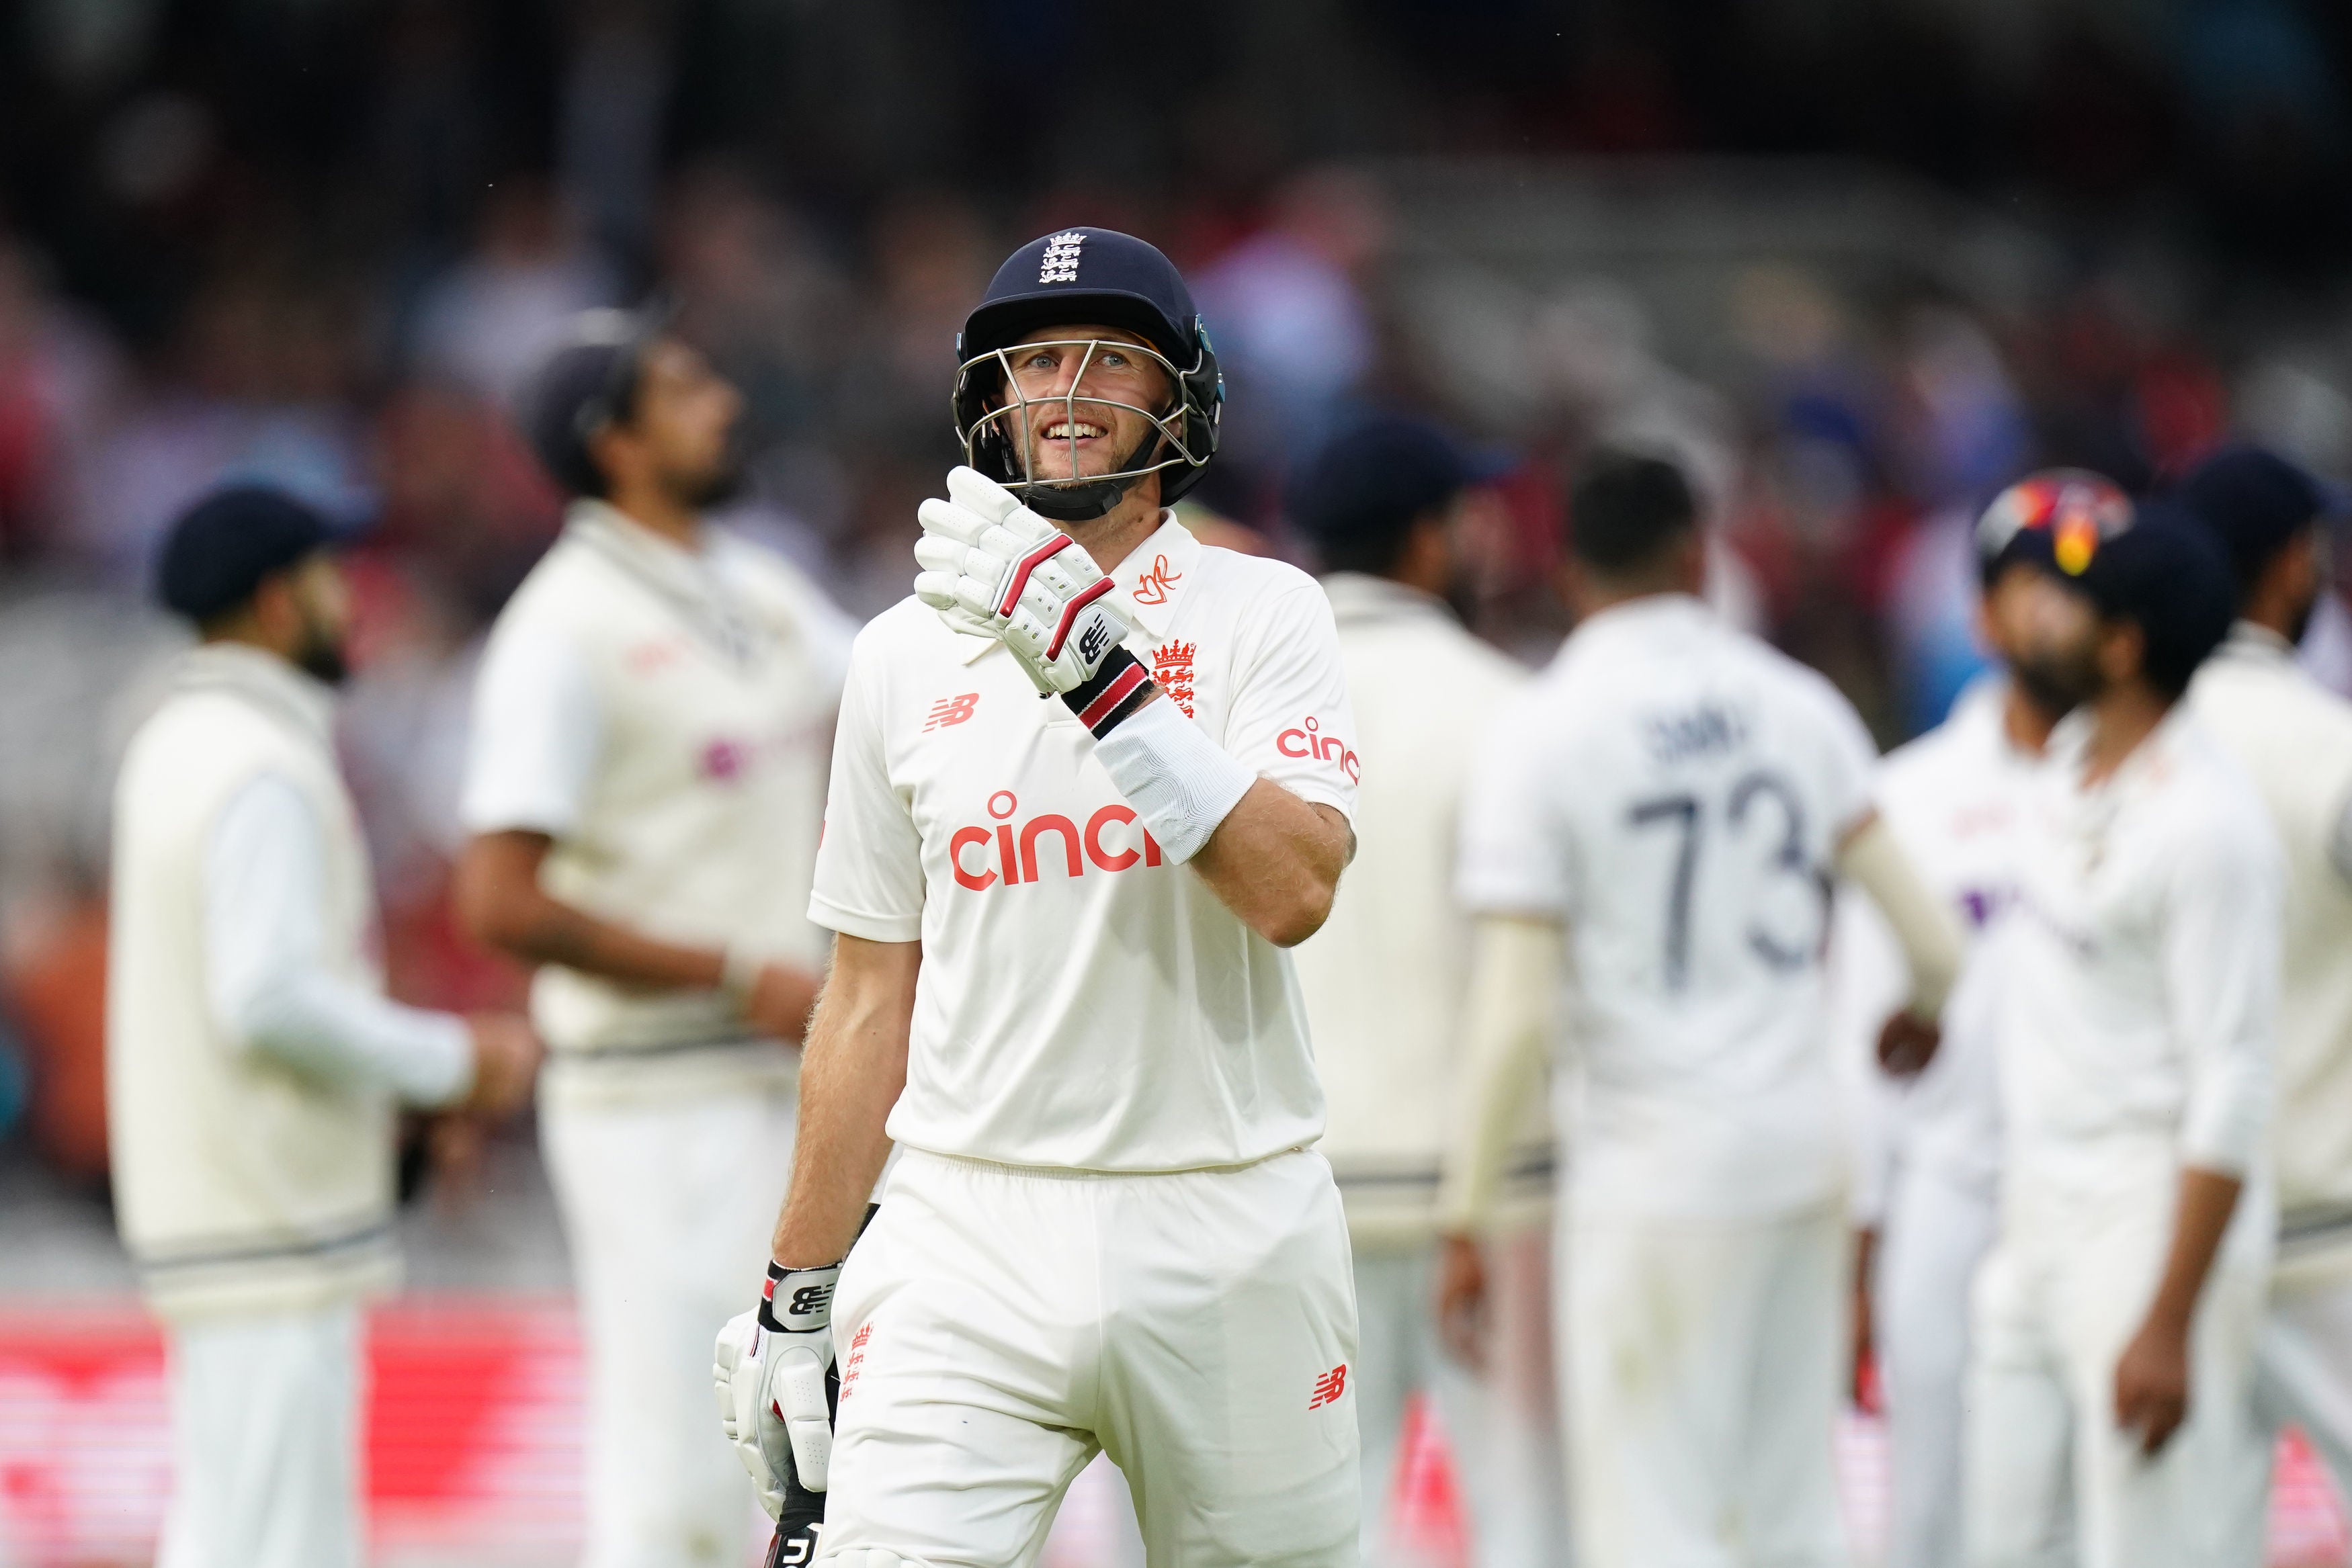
1459, 594, 1880, 1220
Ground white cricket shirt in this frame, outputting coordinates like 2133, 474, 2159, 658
1290, 573, 1551, 1246
2000, 705, 2281, 1210
809, 515, 1357, 1173
1828, 678, 2028, 1217
462, 501, 855, 1088
1459, 594, 1880, 1219
2189, 625, 2352, 1239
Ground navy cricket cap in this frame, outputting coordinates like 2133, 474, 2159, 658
517, 306, 667, 498
156, 484, 337, 623
1290, 415, 1489, 551
2173, 446, 2328, 594
959, 228, 1202, 367
2047, 497, 2238, 697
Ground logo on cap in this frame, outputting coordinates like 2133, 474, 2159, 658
1040, 231, 1085, 284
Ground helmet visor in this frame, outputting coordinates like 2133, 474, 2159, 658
956, 336, 1209, 498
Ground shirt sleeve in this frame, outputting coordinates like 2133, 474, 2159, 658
1827, 886, 1908, 1226
460, 613, 604, 837
1457, 692, 1575, 919
1219, 578, 1359, 819
1814, 679, 1883, 842
205, 775, 474, 1106
2329, 777, 2352, 890
2167, 805, 2283, 1176
807, 640, 926, 943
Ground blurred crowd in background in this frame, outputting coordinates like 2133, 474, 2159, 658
5, 0, 2352, 1208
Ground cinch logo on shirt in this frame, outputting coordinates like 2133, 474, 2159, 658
1274, 716, 1361, 783
948, 789, 1166, 891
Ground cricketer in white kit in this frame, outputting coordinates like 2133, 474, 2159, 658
1287, 415, 1568, 1568
111, 486, 538, 1568
1439, 450, 1963, 1568
715, 228, 1361, 1568
1828, 472, 2109, 1568
459, 313, 854, 1568
1966, 495, 2281, 1568
2174, 447, 2352, 1522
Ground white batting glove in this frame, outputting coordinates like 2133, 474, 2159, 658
714, 1261, 841, 1523
915, 467, 1142, 705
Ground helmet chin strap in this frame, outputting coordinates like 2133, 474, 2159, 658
1013, 427, 1165, 523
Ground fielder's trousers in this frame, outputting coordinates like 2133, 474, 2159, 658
158, 1301, 364, 1568
1876, 1160, 1999, 1568
1562, 1199, 1849, 1568
1966, 1172, 2269, 1568
542, 1076, 798, 1568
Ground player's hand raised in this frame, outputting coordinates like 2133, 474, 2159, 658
914, 466, 1135, 696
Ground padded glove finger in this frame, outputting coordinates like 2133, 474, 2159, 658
944, 464, 1034, 531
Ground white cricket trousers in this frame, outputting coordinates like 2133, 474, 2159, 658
1966, 1176, 2269, 1568
818, 1147, 1361, 1568
157, 1301, 364, 1568
540, 1080, 798, 1568
1562, 1199, 1849, 1568
1875, 1162, 1999, 1568
1352, 1230, 1570, 1568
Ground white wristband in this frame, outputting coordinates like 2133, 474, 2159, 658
1090, 695, 1255, 865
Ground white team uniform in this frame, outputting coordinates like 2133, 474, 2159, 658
111, 646, 476, 1568
462, 500, 853, 1568
2186, 624, 2352, 1516
1291, 572, 1566, 1568
1828, 679, 2025, 1568
1459, 593, 1879, 1568
807, 516, 1361, 1567
1966, 705, 2281, 1568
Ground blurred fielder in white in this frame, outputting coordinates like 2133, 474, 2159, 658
111, 486, 538, 1568
1288, 413, 1569, 1568
1966, 494, 2279, 1568
1439, 448, 1962, 1568
2174, 448, 2352, 1524
1829, 472, 2107, 1568
458, 310, 853, 1568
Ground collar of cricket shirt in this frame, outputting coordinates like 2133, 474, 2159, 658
1106, 512, 1200, 644
1317, 570, 1458, 631
566, 498, 764, 668
2216, 618, 2295, 667
173, 641, 337, 750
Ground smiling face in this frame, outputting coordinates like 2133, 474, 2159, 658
992, 324, 1177, 484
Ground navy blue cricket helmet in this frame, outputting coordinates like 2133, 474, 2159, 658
952, 227, 1222, 521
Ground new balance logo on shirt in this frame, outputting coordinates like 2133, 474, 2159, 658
925, 693, 980, 731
